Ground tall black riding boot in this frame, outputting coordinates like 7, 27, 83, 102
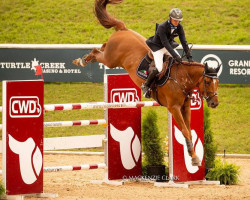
141, 68, 159, 98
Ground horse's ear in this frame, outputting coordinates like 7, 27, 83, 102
216, 64, 221, 73
204, 62, 208, 72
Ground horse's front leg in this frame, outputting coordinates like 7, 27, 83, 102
181, 99, 191, 137
181, 99, 201, 166
168, 104, 201, 166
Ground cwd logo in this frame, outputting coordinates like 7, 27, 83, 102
110, 124, 141, 170
10, 96, 42, 118
8, 134, 43, 184
190, 89, 202, 110
111, 88, 139, 103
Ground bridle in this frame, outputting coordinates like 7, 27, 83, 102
198, 72, 219, 102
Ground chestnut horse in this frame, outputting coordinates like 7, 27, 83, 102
73, 0, 220, 166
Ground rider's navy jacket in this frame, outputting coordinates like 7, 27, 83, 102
146, 20, 190, 59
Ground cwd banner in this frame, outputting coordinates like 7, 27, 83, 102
2, 80, 44, 195
105, 74, 142, 180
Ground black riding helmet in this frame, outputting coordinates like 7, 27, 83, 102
169, 8, 183, 21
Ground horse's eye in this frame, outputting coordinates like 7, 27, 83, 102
205, 81, 210, 85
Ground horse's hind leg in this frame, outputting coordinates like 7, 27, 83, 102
73, 43, 107, 67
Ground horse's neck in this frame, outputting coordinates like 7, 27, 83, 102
176, 63, 204, 91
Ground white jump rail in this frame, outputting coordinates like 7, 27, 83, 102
43, 163, 106, 172
0, 101, 160, 113
44, 101, 160, 111
0, 163, 106, 174
44, 119, 106, 127
0, 101, 160, 130
0, 120, 106, 130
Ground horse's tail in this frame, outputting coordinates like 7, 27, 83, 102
94, 0, 127, 31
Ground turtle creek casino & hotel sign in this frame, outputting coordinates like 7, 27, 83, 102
0, 44, 249, 84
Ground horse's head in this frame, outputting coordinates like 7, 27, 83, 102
198, 63, 220, 108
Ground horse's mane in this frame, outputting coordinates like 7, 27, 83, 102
181, 61, 204, 68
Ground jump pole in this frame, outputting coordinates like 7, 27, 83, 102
0, 101, 159, 113
43, 163, 106, 172
0, 163, 106, 174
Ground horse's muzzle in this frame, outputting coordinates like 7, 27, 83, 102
207, 99, 219, 108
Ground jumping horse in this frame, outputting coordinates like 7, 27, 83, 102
73, 0, 220, 166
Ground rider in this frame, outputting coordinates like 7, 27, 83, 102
142, 8, 193, 98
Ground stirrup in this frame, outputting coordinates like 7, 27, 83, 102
141, 83, 148, 92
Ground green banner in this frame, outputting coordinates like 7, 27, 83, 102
0, 45, 249, 84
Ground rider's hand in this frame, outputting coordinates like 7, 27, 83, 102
187, 56, 194, 62
175, 56, 182, 64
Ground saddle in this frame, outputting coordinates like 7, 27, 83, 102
136, 51, 173, 87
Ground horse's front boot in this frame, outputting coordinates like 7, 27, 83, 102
72, 58, 82, 66
185, 138, 193, 156
186, 138, 201, 166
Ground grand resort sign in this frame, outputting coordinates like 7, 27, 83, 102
0, 44, 249, 84
228, 59, 250, 75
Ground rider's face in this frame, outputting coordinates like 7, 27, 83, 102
170, 18, 180, 26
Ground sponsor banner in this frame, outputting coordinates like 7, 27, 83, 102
171, 89, 205, 182
0, 48, 105, 82
0, 45, 249, 84
106, 74, 142, 180
2, 80, 44, 195
189, 49, 249, 84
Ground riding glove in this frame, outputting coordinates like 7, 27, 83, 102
186, 52, 193, 62
175, 56, 182, 64
187, 56, 194, 62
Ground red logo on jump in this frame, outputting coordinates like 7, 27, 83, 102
10, 96, 42, 118
190, 89, 202, 110
111, 88, 139, 103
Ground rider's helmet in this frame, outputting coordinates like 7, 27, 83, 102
169, 8, 183, 21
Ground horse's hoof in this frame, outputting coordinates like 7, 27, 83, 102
192, 157, 201, 166
72, 58, 86, 67
72, 58, 80, 66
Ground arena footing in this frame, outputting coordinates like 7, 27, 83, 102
91, 179, 124, 186
154, 181, 189, 188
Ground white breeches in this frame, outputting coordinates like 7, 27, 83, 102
152, 47, 180, 72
